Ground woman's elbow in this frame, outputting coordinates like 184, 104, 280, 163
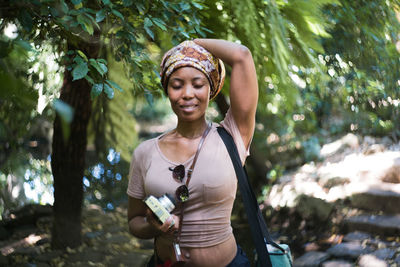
232, 45, 252, 63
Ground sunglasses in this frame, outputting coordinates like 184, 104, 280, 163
169, 165, 190, 202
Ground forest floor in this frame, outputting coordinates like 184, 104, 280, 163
1, 133, 400, 266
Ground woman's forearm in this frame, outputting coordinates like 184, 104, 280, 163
128, 216, 161, 239
193, 39, 252, 66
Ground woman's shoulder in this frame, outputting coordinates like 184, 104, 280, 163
133, 136, 158, 156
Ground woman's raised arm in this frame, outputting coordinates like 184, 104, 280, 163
193, 39, 258, 148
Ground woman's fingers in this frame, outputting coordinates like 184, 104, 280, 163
145, 209, 179, 235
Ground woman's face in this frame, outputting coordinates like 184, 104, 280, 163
167, 67, 210, 122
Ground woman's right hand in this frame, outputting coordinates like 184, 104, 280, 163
145, 208, 180, 235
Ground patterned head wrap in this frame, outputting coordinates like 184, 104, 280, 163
160, 40, 225, 100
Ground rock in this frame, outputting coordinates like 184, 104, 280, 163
364, 144, 385, 155
350, 188, 400, 214
65, 248, 105, 263
35, 250, 63, 262
293, 251, 330, 267
358, 254, 388, 267
11, 225, 37, 239
381, 137, 393, 146
345, 214, 400, 237
13, 246, 41, 257
3, 204, 52, 229
83, 231, 103, 240
381, 165, 400, 184
326, 242, 373, 259
0, 224, 11, 241
343, 231, 371, 243
106, 225, 126, 234
35, 237, 50, 246
321, 133, 359, 157
295, 195, 333, 221
107, 252, 152, 267
322, 177, 350, 189
36, 216, 52, 228
363, 136, 376, 146
342, 134, 359, 149
371, 248, 396, 260
322, 260, 354, 267
395, 254, 400, 265
105, 234, 130, 244
0, 253, 9, 266
12, 263, 40, 267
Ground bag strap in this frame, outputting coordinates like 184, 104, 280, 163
175, 122, 212, 245
217, 127, 285, 267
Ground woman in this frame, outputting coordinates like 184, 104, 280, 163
127, 39, 258, 267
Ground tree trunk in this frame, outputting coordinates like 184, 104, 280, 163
51, 39, 99, 249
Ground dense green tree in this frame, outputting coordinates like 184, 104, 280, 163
200, 0, 339, 187
0, 0, 205, 248
2, 0, 400, 251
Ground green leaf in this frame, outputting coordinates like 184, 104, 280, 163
144, 18, 154, 39
19, 10, 33, 32
135, 3, 145, 13
106, 79, 123, 92
144, 27, 154, 40
102, 0, 111, 6
15, 39, 33, 51
91, 83, 103, 99
61, 1, 69, 14
144, 17, 153, 27
77, 14, 94, 35
104, 83, 114, 99
85, 75, 94, 84
98, 62, 108, 74
50, 7, 60, 17
97, 58, 107, 65
152, 18, 167, 31
53, 99, 75, 141
54, 99, 74, 123
181, 31, 190, 38
96, 9, 106, 22
123, 0, 133, 7
144, 91, 153, 106
74, 2, 83, 9
71, 0, 82, 4
73, 55, 85, 65
76, 50, 88, 61
72, 62, 88, 81
89, 59, 107, 76
111, 9, 124, 20
191, 2, 204, 10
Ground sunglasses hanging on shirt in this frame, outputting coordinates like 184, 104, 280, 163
169, 165, 190, 202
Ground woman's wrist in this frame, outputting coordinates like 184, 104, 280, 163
128, 216, 162, 239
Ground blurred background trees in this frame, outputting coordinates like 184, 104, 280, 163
1, 0, 399, 249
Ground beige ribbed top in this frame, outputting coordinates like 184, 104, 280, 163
127, 108, 250, 247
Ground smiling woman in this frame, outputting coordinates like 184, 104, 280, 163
167, 67, 210, 123
127, 39, 258, 267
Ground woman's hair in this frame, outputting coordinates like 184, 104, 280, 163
160, 40, 225, 100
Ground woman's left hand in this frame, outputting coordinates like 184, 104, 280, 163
145, 208, 180, 235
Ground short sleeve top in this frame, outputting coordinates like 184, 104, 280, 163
127, 108, 251, 247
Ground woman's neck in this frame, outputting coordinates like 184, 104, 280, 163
175, 119, 208, 139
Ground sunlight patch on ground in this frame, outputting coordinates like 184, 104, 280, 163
1, 234, 46, 256
267, 139, 400, 208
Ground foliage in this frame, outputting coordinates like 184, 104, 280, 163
0, 0, 206, 217
1, 0, 400, 216
321, 0, 400, 138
